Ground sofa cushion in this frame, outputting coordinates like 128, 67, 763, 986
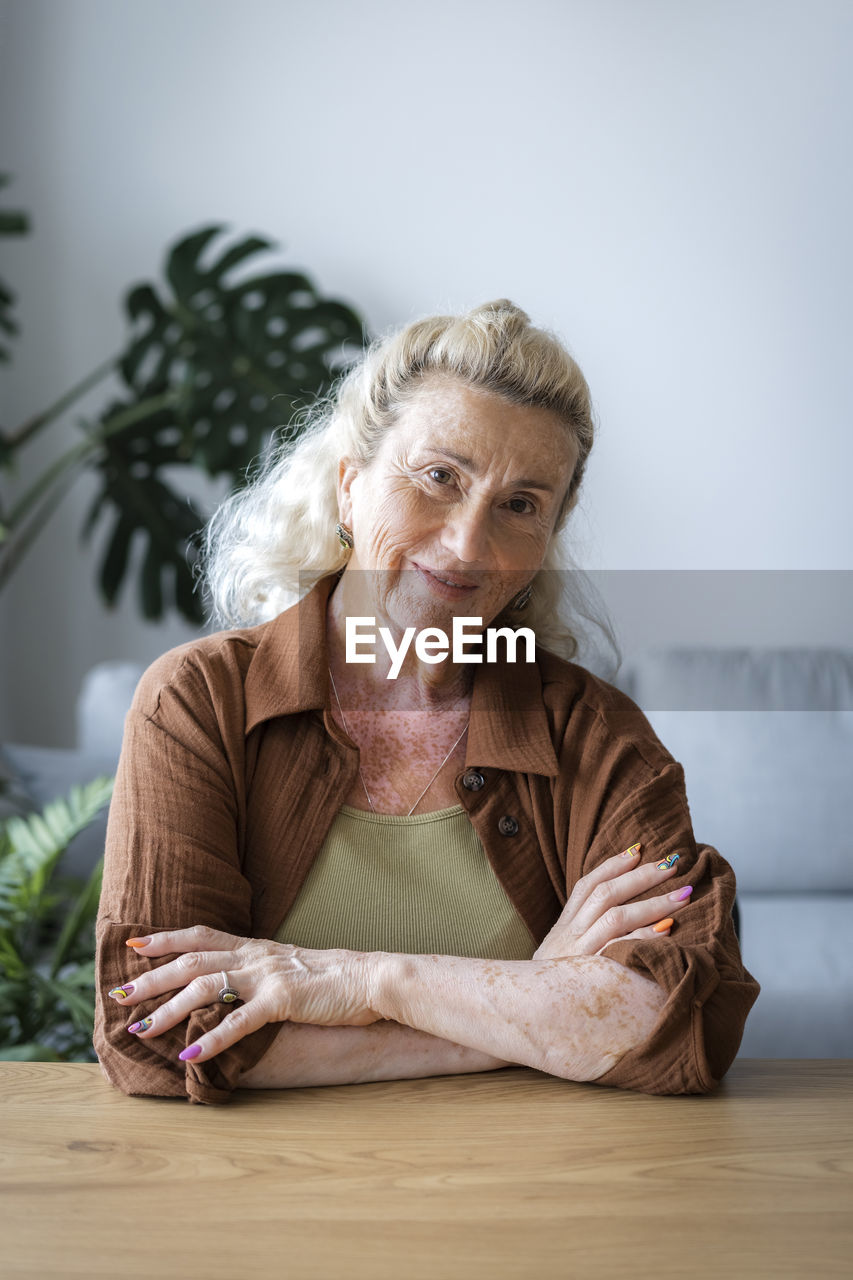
621, 647, 853, 711
76, 661, 144, 756
736, 893, 853, 1057
641, 709, 853, 892
621, 649, 853, 892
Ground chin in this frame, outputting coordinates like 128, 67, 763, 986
388, 584, 456, 633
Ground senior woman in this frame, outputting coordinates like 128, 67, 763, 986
94, 300, 759, 1104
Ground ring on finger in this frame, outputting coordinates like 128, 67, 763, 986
217, 971, 242, 1004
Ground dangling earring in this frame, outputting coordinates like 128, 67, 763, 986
512, 583, 533, 610
335, 522, 354, 550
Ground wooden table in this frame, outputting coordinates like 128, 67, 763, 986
1, 1060, 851, 1279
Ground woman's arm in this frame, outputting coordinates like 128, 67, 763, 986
111, 843, 681, 1087
238, 846, 677, 1088
238, 1020, 510, 1088
369, 952, 666, 1082
238, 847, 680, 1090
96, 654, 286, 1103
242, 846, 676, 1086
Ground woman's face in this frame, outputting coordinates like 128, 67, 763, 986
337, 376, 577, 635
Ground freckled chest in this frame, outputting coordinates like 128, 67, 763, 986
329, 705, 472, 815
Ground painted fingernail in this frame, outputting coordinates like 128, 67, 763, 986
128, 1017, 153, 1034
653, 917, 675, 933
125, 937, 151, 948
656, 853, 679, 871
179, 1044, 202, 1061
108, 985, 134, 999
620, 843, 642, 858
670, 886, 693, 902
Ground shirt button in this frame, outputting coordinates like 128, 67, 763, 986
498, 815, 519, 836
462, 770, 486, 791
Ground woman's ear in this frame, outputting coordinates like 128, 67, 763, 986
336, 456, 360, 526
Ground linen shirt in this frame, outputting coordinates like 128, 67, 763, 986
94, 572, 760, 1104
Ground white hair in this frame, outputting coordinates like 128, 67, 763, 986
199, 299, 620, 674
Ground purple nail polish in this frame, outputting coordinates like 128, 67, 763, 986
127, 1017, 153, 1034
108, 984, 134, 999
179, 1044, 202, 1061
672, 886, 693, 902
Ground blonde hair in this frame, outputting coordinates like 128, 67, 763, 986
201, 299, 619, 670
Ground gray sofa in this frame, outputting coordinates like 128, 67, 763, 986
613, 647, 853, 1058
3, 649, 851, 1059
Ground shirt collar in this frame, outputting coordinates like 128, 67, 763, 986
244, 572, 560, 777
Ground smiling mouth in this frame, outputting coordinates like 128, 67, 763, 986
412, 563, 479, 593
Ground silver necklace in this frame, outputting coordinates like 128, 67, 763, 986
328, 665, 469, 817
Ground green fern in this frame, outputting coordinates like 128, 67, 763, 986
0, 776, 113, 1060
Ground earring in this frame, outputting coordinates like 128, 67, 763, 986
512, 583, 533, 610
335, 522, 354, 550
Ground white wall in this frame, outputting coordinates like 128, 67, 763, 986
1, 0, 851, 744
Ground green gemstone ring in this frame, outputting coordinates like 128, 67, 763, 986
218, 972, 241, 1004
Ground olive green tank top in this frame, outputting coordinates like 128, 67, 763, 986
273, 804, 537, 960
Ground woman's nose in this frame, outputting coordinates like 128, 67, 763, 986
440, 502, 490, 564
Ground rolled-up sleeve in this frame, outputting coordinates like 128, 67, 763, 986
574, 753, 760, 1094
94, 653, 281, 1104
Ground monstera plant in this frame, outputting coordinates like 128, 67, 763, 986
0, 174, 29, 363
0, 186, 368, 621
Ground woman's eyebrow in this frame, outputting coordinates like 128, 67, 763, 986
427, 448, 556, 493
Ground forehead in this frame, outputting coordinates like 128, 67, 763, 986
387, 376, 578, 474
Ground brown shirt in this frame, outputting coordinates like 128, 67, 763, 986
94, 572, 759, 1104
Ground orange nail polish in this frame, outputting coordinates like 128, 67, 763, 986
653, 917, 674, 933
620, 842, 641, 858
125, 937, 151, 948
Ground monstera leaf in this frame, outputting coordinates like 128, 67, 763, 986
83, 225, 367, 622
0, 173, 30, 364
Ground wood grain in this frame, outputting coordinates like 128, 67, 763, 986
1, 1060, 851, 1279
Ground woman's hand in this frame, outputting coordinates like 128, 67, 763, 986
107, 926, 383, 1064
532, 843, 692, 961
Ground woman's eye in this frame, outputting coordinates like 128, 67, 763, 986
428, 467, 454, 485
507, 497, 535, 515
